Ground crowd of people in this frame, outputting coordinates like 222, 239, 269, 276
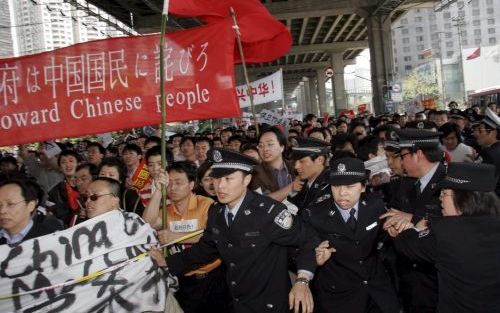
0, 102, 499, 313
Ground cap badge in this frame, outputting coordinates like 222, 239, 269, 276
417, 122, 424, 129
213, 150, 223, 163
390, 131, 397, 140
337, 163, 346, 172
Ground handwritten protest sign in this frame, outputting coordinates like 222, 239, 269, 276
0, 210, 171, 312
236, 69, 283, 108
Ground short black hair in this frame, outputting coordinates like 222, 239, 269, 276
87, 142, 105, 155
0, 155, 17, 167
0, 178, 44, 207
145, 145, 173, 165
331, 133, 358, 151
180, 136, 195, 146
144, 136, 161, 147
356, 135, 381, 161
92, 177, 121, 197
99, 157, 127, 184
167, 161, 197, 182
76, 162, 99, 179
439, 122, 463, 144
57, 150, 81, 166
122, 143, 142, 156
194, 137, 213, 148
228, 135, 245, 144
258, 125, 288, 150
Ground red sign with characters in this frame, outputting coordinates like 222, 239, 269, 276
0, 21, 239, 146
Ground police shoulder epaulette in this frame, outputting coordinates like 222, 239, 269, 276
315, 193, 331, 204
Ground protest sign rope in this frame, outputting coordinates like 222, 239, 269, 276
0, 229, 204, 301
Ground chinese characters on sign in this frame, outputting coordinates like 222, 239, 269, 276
0, 21, 240, 146
236, 69, 283, 108
259, 109, 288, 126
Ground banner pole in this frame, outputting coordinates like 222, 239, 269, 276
230, 7, 259, 137
160, 1, 169, 257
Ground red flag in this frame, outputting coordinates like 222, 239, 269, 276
170, 0, 292, 64
466, 48, 481, 60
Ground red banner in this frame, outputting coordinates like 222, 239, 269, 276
0, 21, 239, 146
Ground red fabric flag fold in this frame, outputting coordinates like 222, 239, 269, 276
466, 48, 481, 60
170, 0, 292, 63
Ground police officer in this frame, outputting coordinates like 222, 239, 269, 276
475, 108, 500, 195
393, 162, 500, 313
304, 157, 400, 313
152, 149, 319, 313
288, 137, 331, 211
381, 128, 445, 313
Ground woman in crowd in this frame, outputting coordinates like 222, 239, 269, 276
438, 122, 475, 162
98, 157, 145, 216
393, 162, 500, 313
194, 161, 217, 201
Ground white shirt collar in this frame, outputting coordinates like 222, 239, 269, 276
225, 191, 247, 222
0, 219, 34, 245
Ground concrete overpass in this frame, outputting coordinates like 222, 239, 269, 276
82, 0, 437, 115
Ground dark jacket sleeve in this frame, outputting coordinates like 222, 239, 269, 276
394, 228, 437, 263
266, 205, 320, 274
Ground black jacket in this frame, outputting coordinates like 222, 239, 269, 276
288, 168, 330, 211
302, 195, 399, 313
0, 216, 62, 245
395, 216, 500, 313
47, 180, 78, 226
167, 191, 319, 313
479, 141, 500, 196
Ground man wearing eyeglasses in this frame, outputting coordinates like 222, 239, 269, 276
380, 128, 445, 313
85, 177, 121, 219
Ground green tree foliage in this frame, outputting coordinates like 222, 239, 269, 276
403, 69, 440, 100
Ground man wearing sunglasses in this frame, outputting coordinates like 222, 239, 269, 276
85, 177, 121, 219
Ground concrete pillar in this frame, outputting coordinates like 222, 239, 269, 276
302, 77, 312, 114
316, 69, 328, 115
330, 52, 347, 114
308, 76, 319, 116
298, 82, 307, 114
366, 15, 394, 115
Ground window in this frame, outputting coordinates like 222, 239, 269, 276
401, 18, 408, 25
471, 0, 478, 7
402, 29, 409, 35
489, 28, 495, 34
474, 29, 481, 36
487, 8, 494, 14
488, 19, 495, 25
473, 20, 480, 26
445, 32, 452, 38
475, 38, 481, 45
416, 36, 424, 42
418, 55, 424, 60
472, 9, 480, 16
417, 44, 424, 51
431, 24, 438, 31
404, 56, 412, 62
460, 31, 466, 37
489, 38, 497, 44
445, 23, 451, 29
405, 65, 412, 71
443, 12, 451, 18
415, 16, 422, 22
486, 0, 493, 4
447, 51, 454, 57
462, 39, 468, 45
446, 41, 453, 48
416, 27, 423, 32
403, 46, 411, 52
402, 38, 410, 44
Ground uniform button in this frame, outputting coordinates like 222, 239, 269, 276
412, 263, 418, 268
228, 243, 233, 248
355, 241, 360, 245
231, 281, 237, 286
234, 298, 239, 302
229, 262, 236, 268
266, 304, 274, 308
250, 243, 256, 248
363, 280, 368, 285
359, 260, 363, 264
331, 285, 335, 290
